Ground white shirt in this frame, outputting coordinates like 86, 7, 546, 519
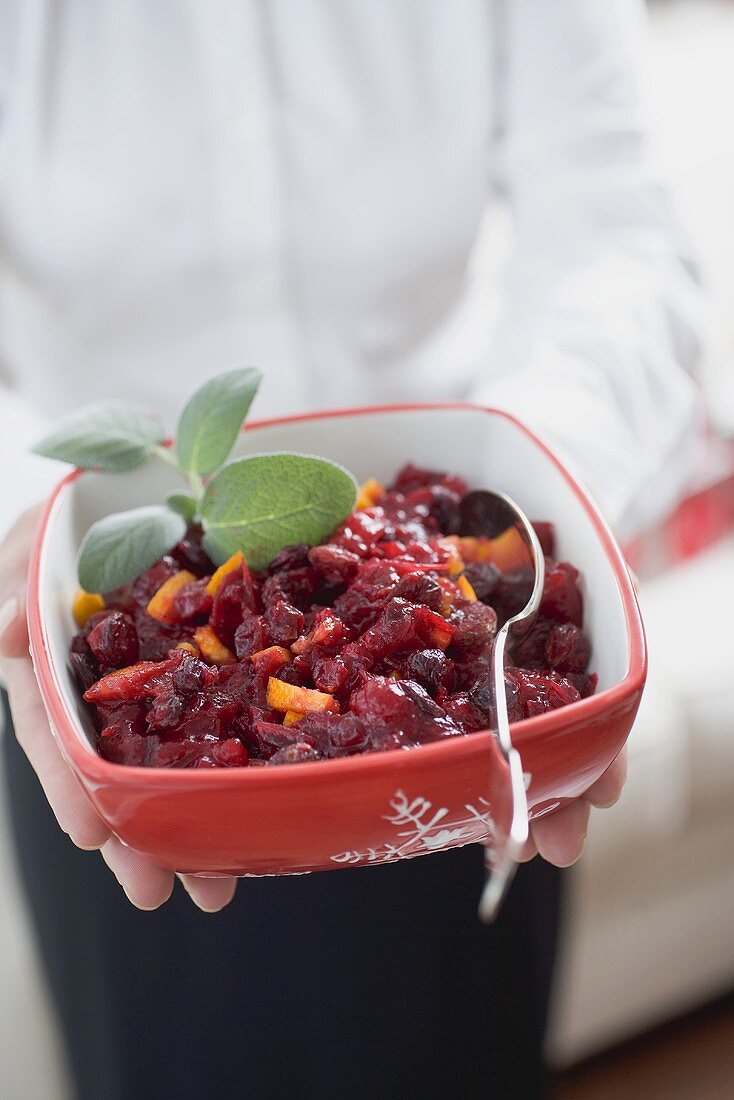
0, 0, 702, 539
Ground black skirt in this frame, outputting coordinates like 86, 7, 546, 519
2, 692, 562, 1100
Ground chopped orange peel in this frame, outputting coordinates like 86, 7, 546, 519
175, 641, 199, 655
206, 551, 245, 597
266, 678, 339, 715
427, 621, 454, 649
72, 589, 105, 628
283, 710, 304, 727
447, 552, 464, 578
356, 478, 384, 511
193, 625, 236, 665
457, 575, 477, 602
250, 645, 292, 665
448, 530, 529, 573
436, 578, 456, 618
147, 570, 196, 624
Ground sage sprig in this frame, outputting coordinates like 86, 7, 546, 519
32, 368, 358, 592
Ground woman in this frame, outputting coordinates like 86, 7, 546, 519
0, 2, 699, 1097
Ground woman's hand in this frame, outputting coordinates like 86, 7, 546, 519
0, 507, 238, 913
519, 751, 627, 866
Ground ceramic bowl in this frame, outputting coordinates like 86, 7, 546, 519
27, 405, 646, 875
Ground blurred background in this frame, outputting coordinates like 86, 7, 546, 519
1, 1, 733, 1097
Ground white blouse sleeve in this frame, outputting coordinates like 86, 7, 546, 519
0, 5, 64, 539
0, 375, 64, 540
474, 0, 703, 539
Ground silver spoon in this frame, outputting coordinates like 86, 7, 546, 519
463, 491, 545, 923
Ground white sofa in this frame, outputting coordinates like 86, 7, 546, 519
548, 535, 734, 1064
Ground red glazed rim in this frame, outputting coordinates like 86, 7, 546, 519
27, 403, 647, 789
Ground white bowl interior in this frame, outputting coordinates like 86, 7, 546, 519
38, 408, 630, 755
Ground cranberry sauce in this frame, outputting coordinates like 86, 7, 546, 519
71, 465, 595, 768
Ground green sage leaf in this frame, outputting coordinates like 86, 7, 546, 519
165, 491, 198, 522
200, 452, 358, 571
32, 401, 166, 472
175, 367, 262, 477
77, 506, 186, 593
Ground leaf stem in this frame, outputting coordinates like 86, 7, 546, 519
188, 471, 205, 504
153, 444, 180, 469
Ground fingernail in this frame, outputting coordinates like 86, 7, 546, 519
593, 793, 621, 809
0, 597, 19, 641
122, 887, 160, 912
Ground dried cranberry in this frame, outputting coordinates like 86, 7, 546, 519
265, 599, 305, 647
234, 613, 269, 659
391, 464, 467, 496
442, 693, 486, 732
502, 671, 525, 724
87, 611, 139, 669
308, 544, 361, 586
171, 527, 215, 575
171, 653, 212, 694
459, 491, 511, 538
148, 738, 205, 768
356, 598, 421, 658
449, 602, 497, 654
274, 662, 310, 688
134, 608, 190, 662
393, 572, 443, 610
323, 714, 370, 756
70, 651, 99, 692
532, 522, 555, 558
511, 618, 553, 669
268, 742, 320, 765
426, 486, 462, 535
267, 544, 311, 574
349, 677, 460, 745
463, 562, 500, 603
210, 571, 247, 647
147, 692, 187, 729
212, 738, 249, 767
544, 623, 591, 674
130, 556, 179, 606
402, 649, 452, 696
491, 571, 534, 626
567, 671, 598, 699
98, 729, 151, 766
254, 721, 306, 760
540, 561, 583, 627
173, 579, 213, 621
513, 669, 581, 718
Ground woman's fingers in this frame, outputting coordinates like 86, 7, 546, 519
522, 750, 628, 869
583, 748, 627, 808
101, 837, 174, 910
530, 797, 590, 867
0, 595, 31, 660
0, 506, 41, 607
179, 874, 238, 913
1, 652, 111, 850
517, 834, 538, 863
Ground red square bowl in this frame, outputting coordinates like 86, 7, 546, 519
27, 405, 646, 875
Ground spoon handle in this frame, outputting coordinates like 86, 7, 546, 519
478, 624, 529, 922
476, 494, 545, 923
